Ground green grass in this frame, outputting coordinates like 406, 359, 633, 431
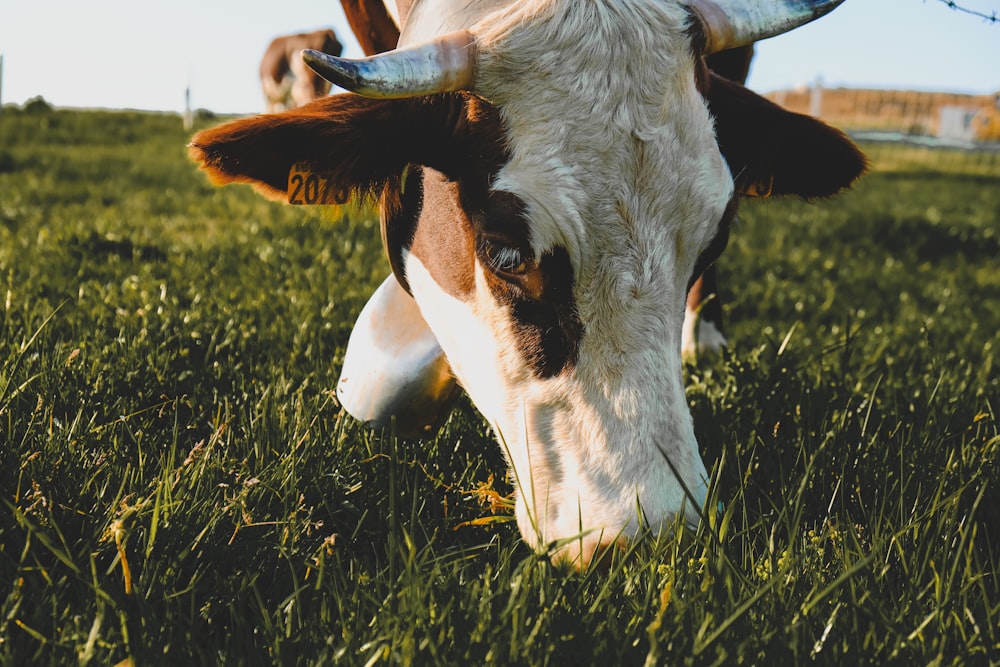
1, 106, 998, 665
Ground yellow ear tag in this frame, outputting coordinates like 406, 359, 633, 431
287, 163, 348, 205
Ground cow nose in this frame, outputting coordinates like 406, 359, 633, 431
551, 535, 627, 572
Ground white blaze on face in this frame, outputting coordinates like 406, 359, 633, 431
401, 0, 734, 566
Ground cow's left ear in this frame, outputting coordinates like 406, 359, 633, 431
189, 94, 413, 203
706, 72, 867, 199
188, 92, 494, 204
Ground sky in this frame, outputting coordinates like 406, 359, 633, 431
0, 0, 997, 115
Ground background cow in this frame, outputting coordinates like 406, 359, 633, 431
193, 0, 865, 568
259, 28, 343, 112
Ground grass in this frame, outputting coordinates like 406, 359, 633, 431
1, 106, 998, 665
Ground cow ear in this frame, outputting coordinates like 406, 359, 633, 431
706, 73, 867, 199
188, 94, 474, 203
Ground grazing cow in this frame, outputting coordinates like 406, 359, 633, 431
259, 29, 343, 112
191, 0, 866, 568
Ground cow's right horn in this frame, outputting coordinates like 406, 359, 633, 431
303, 30, 476, 98
689, 0, 847, 54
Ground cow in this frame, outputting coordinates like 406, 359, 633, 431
259, 28, 343, 112
191, 0, 866, 568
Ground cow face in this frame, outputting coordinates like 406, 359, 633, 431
191, 0, 865, 567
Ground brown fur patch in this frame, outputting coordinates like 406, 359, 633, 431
408, 170, 477, 299
340, 0, 400, 55
503, 246, 583, 378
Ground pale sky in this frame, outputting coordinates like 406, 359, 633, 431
1, 0, 997, 114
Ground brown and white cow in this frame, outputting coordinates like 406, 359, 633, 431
192, 0, 865, 568
259, 28, 343, 112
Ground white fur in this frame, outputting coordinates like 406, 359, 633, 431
400, 1, 733, 565
399, 0, 510, 45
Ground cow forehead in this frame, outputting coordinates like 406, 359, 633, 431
475, 1, 699, 108
475, 1, 732, 265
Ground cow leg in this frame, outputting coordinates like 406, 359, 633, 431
682, 264, 727, 359
261, 76, 291, 113
337, 274, 458, 436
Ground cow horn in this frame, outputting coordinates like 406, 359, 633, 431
689, 0, 846, 54
303, 30, 476, 98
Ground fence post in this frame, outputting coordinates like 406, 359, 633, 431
1, 53, 4, 113
809, 76, 823, 118
183, 84, 193, 131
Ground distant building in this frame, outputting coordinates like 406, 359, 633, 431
765, 86, 1000, 142
938, 106, 980, 142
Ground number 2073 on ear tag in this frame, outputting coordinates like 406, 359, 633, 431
287, 163, 348, 205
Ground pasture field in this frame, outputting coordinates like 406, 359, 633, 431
1, 106, 998, 665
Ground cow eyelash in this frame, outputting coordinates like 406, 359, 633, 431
480, 239, 529, 276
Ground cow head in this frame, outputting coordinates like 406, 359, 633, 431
190, 0, 865, 567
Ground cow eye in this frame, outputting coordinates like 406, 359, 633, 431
481, 239, 528, 276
